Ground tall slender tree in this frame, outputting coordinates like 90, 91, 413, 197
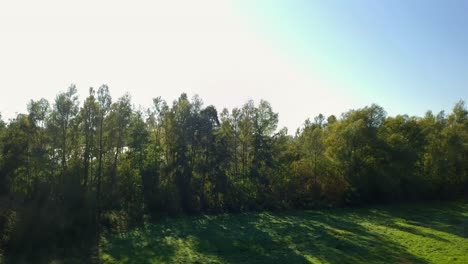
80, 88, 99, 188
49, 85, 79, 180
96, 85, 112, 227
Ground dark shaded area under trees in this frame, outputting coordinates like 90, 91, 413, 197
0, 85, 467, 262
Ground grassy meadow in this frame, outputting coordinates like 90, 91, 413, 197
101, 200, 468, 264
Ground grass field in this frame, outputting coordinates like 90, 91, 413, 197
101, 200, 468, 264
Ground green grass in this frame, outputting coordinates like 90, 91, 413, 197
101, 200, 468, 264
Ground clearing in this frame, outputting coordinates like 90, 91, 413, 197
102, 200, 468, 263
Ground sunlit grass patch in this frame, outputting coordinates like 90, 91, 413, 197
102, 200, 468, 263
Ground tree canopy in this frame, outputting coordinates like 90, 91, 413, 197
0, 87, 467, 262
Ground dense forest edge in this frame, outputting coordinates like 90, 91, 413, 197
0, 85, 467, 262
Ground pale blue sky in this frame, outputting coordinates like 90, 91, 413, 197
237, 0, 468, 117
0, 0, 466, 131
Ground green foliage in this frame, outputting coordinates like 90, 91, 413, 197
0, 85, 467, 262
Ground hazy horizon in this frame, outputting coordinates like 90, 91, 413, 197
1, 0, 467, 131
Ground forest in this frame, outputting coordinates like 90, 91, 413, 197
0, 85, 467, 262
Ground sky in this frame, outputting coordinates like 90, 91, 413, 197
0, 0, 467, 131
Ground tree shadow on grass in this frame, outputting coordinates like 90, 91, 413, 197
249, 211, 427, 264
102, 201, 468, 264
187, 214, 310, 263
104, 211, 428, 264
103, 214, 310, 263
370, 200, 468, 239
101, 225, 178, 264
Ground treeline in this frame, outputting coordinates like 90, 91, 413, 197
0, 85, 467, 261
